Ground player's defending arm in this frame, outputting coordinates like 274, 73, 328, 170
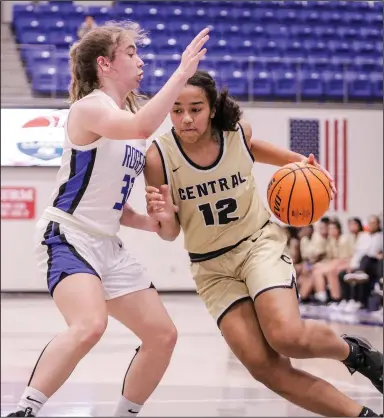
240, 119, 336, 194
79, 29, 209, 141
144, 143, 181, 242
120, 204, 160, 232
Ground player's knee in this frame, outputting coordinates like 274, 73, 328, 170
246, 356, 292, 388
72, 316, 108, 349
145, 322, 178, 353
157, 323, 178, 352
267, 322, 308, 358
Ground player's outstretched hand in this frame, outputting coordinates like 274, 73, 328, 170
176, 28, 210, 80
301, 153, 337, 198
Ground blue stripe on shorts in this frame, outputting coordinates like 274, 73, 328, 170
42, 221, 100, 296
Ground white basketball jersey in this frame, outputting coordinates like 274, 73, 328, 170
42, 89, 146, 236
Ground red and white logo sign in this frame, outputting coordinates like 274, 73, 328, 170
1, 187, 36, 219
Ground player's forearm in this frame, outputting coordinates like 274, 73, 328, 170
157, 217, 181, 242
134, 71, 188, 138
251, 140, 304, 166
120, 205, 159, 232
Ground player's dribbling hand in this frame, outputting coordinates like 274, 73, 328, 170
301, 153, 337, 199
177, 28, 210, 80
145, 185, 179, 220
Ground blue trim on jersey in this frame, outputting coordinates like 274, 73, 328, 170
53, 149, 97, 214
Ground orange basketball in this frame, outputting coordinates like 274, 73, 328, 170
267, 162, 331, 227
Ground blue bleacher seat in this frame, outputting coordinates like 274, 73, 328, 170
300, 71, 324, 99
337, 27, 358, 41
276, 9, 298, 23
14, 16, 41, 33
49, 32, 75, 48
19, 31, 50, 45
141, 67, 168, 95
57, 73, 71, 94
266, 24, 290, 40
234, 39, 256, 57
12, 0, 382, 101
300, 10, 321, 24
32, 64, 58, 95
257, 40, 280, 58
113, 3, 138, 20
370, 73, 383, 100
223, 73, 249, 98
167, 22, 192, 36
42, 17, 68, 31
310, 1, 337, 11
305, 41, 328, 60
273, 70, 298, 99
13, 3, 36, 20
283, 40, 305, 59
209, 38, 230, 56
314, 26, 337, 41
328, 41, 352, 62
266, 59, 294, 72
324, 72, 345, 99
85, 6, 113, 24
290, 25, 313, 40
232, 7, 252, 21
253, 71, 273, 97
348, 73, 372, 99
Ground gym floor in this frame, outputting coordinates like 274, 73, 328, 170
1, 294, 383, 417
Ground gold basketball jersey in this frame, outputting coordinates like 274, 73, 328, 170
154, 125, 270, 261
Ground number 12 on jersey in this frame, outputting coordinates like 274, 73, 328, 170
113, 174, 135, 211
198, 198, 239, 226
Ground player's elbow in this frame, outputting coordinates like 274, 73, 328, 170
158, 231, 179, 242
136, 126, 152, 139
157, 226, 180, 242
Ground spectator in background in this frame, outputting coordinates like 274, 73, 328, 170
313, 218, 363, 306
338, 215, 383, 311
297, 218, 329, 302
77, 15, 98, 39
284, 226, 302, 272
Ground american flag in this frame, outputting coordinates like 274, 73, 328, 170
289, 118, 349, 212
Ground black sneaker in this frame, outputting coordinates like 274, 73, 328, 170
7, 408, 35, 417
342, 335, 383, 394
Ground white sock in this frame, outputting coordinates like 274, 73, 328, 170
315, 291, 327, 302
113, 396, 143, 417
18, 386, 48, 416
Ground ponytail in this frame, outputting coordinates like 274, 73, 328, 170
68, 41, 99, 104
212, 87, 242, 132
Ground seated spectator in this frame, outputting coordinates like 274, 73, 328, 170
338, 215, 383, 311
77, 15, 98, 39
312, 217, 363, 305
284, 226, 302, 273
371, 276, 383, 318
297, 217, 329, 302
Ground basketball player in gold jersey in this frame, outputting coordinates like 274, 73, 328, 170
144, 71, 383, 417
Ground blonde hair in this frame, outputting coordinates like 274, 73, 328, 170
68, 21, 147, 113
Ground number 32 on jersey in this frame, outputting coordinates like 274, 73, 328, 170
198, 198, 239, 226
114, 174, 135, 211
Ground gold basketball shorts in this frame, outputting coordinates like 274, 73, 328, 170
190, 222, 297, 326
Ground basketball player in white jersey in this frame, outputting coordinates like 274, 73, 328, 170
7, 23, 209, 417
144, 71, 383, 417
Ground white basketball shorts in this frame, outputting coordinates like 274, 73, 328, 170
34, 218, 153, 299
